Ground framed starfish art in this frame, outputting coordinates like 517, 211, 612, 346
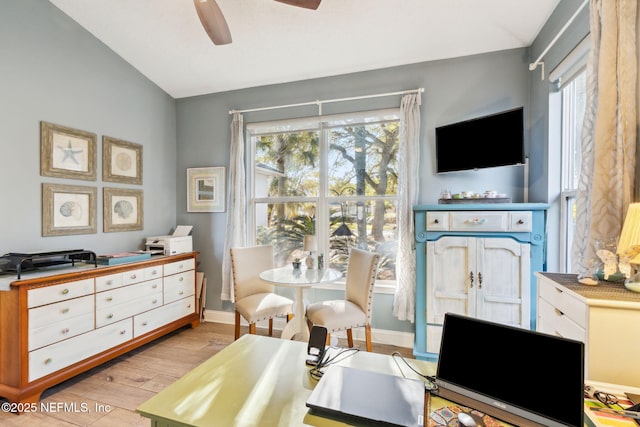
40, 121, 97, 181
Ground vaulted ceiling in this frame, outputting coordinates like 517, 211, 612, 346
48, 0, 560, 99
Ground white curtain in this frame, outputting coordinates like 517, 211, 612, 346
572, 0, 637, 273
221, 113, 247, 302
393, 93, 421, 322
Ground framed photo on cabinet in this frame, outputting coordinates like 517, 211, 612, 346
42, 183, 97, 236
103, 187, 143, 232
187, 167, 225, 212
40, 121, 97, 181
103, 136, 143, 185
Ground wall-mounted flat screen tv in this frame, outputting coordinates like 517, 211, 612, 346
435, 107, 524, 173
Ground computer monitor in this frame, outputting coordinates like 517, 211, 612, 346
435, 313, 584, 427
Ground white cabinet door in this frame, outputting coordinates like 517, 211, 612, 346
426, 236, 475, 324
475, 237, 530, 328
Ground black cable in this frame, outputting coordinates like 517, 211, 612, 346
391, 351, 438, 392
309, 347, 360, 380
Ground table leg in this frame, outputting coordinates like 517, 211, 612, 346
280, 287, 309, 341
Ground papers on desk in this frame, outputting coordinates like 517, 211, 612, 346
584, 398, 639, 427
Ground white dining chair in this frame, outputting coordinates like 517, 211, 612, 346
305, 248, 379, 351
230, 245, 293, 340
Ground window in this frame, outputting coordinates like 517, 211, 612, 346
247, 109, 400, 284
559, 68, 587, 272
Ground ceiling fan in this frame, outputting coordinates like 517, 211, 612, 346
193, 0, 321, 46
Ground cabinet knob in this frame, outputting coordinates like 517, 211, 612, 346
469, 271, 474, 287
130, 274, 137, 279
61, 328, 70, 334
61, 288, 70, 295
179, 277, 184, 282
434, 219, 439, 224
107, 314, 114, 319
120, 330, 127, 335
61, 308, 70, 314
152, 299, 158, 304
142, 321, 148, 326
44, 358, 52, 365
478, 272, 483, 288
517, 219, 525, 224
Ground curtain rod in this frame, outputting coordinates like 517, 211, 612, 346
528, 0, 588, 80
228, 88, 424, 115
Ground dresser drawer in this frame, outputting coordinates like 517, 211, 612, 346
133, 296, 196, 338
426, 212, 449, 231
29, 311, 95, 351
28, 278, 94, 308
450, 211, 509, 231
96, 279, 162, 310
122, 268, 148, 286
29, 294, 94, 329
96, 272, 124, 292
164, 271, 195, 304
538, 278, 586, 327
144, 265, 163, 281
537, 298, 586, 342
509, 211, 532, 232
29, 318, 132, 382
164, 258, 195, 276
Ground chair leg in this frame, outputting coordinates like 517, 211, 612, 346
268, 318, 273, 336
234, 311, 241, 340
346, 329, 354, 348
249, 323, 257, 335
365, 324, 372, 352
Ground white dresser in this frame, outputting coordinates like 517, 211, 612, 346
536, 272, 640, 388
0, 252, 199, 406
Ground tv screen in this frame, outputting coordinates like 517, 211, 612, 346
435, 107, 524, 173
436, 313, 584, 426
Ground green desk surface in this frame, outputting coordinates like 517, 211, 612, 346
137, 334, 435, 426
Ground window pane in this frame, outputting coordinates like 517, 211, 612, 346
255, 202, 317, 268
328, 199, 397, 280
328, 122, 399, 197
254, 131, 319, 197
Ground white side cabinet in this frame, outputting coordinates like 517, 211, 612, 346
0, 252, 200, 406
413, 203, 548, 360
536, 272, 640, 387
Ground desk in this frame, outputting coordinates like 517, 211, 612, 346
259, 266, 341, 341
137, 334, 434, 426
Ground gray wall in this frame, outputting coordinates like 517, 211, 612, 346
176, 48, 531, 332
0, 1, 177, 256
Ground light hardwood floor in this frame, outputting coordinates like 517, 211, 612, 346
0, 322, 413, 426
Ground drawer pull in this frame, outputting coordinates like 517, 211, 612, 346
179, 291, 184, 295
106, 297, 113, 302
478, 272, 483, 289
179, 277, 184, 282
130, 274, 137, 280
433, 219, 439, 224
187, 304, 192, 308
61, 288, 70, 295
517, 219, 525, 224
61, 328, 70, 334
106, 280, 113, 285
178, 264, 184, 269
142, 321, 148, 326
151, 270, 158, 275
120, 330, 127, 335
466, 218, 486, 225
554, 308, 564, 316
152, 299, 158, 304
107, 314, 114, 319
44, 358, 52, 365
469, 271, 474, 288
61, 308, 70, 314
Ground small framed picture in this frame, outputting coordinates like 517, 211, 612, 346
103, 187, 144, 232
187, 167, 226, 212
103, 136, 143, 185
40, 121, 97, 181
42, 183, 97, 236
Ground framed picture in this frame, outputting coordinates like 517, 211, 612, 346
103, 136, 143, 185
187, 167, 226, 212
40, 121, 97, 181
42, 183, 97, 236
103, 187, 144, 232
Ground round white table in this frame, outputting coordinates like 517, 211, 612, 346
259, 266, 341, 341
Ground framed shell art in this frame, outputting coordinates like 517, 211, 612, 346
103, 136, 143, 185
187, 167, 226, 212
103, 187, 144, 232
40, 121, 97, 181
42, 183, 97, 236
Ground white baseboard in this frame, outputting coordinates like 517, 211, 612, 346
203, 309, 414, 350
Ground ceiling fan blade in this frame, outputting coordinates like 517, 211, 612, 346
193, 0, 232, 45
274, 0, 321, 10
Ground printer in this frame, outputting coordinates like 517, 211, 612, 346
145, 225, 193, 255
